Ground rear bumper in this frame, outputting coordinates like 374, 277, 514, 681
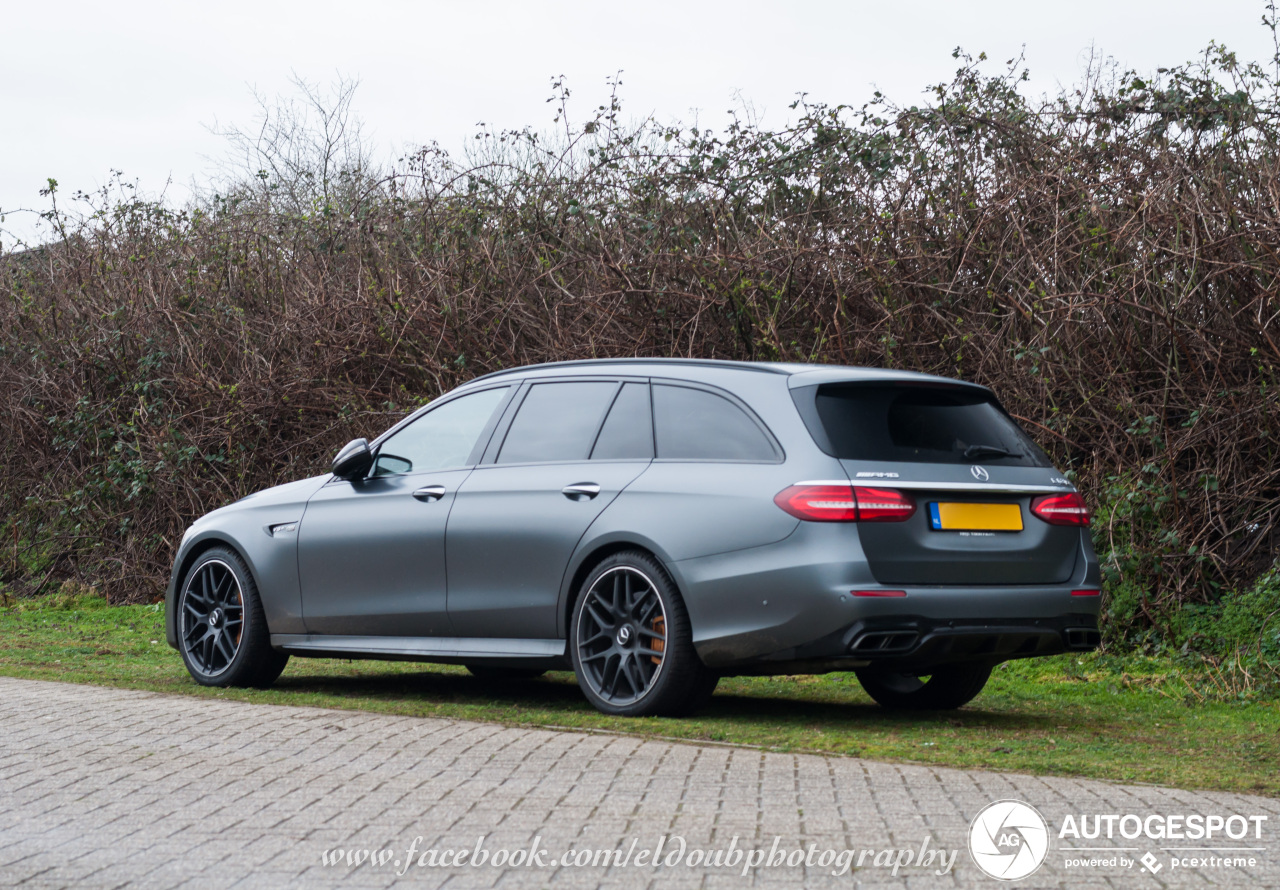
836, 613, 1097, 670
675, 521, 1102, 672
703, 612, 1100, 675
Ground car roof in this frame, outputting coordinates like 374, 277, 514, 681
465, 358, 984, 391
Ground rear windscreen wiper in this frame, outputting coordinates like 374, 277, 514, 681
963, 444, 1014, 459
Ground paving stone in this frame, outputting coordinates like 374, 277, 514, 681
0, 677, 1276, 888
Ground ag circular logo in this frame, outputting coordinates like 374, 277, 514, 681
968, 799, 1049, 881
970, 465, 990, 482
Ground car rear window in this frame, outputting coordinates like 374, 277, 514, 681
795, 383, 1052, 467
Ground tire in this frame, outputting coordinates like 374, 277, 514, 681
176, 547, 289, 689
569, 550, 717, 717
465, 665, 547, 681
678, 667, 721, 716
855, 663, 992, 710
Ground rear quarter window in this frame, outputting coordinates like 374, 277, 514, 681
793, 383, 1052, 467
653, 384, 780, 462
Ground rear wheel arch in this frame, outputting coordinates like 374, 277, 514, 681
568, 548, 718, 716
561, 539, 677, 638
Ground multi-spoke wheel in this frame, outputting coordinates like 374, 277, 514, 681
855, 663, 992, 710
177, 547, 289, 688
570, 551, 718, 717
180, 559, 244, 677
575, 566, 668, 705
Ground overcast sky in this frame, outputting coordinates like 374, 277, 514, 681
2, 0, 1275, 246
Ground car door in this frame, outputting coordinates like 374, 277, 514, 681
608, 382, 798, 561
297, 385, 512, 636
445, 379, 653, 638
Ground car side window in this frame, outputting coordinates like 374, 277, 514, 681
591, 382, 654, 460
497, 382, 618, 464
371, 387, 508, 477
653, 384, 778, 461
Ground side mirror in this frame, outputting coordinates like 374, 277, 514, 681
331, 438, 373, 480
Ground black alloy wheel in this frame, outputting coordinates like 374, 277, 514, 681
180, 558, 244, 677
177, 547, 289, 688
576, 565, 668, 705
570, 551, 718, 717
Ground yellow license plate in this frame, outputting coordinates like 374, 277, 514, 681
929, 502, 1023, 531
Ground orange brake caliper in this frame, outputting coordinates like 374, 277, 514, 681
650, 617, 665, 665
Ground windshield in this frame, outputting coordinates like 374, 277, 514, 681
795, 383, 1052, 467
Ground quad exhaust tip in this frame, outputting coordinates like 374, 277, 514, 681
1065, 627, 1102, 650
850, 625, 1101, 657
848, 630, 920, 655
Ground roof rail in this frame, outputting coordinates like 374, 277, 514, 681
467, 357, 796, 383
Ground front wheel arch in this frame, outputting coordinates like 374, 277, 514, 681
175, 544, 288, 688
175, 538, 250, 597
168, 537, 255, 645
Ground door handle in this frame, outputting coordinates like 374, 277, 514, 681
412, 485, 447, 502
561, 482, 600, 501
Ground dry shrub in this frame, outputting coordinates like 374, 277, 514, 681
1, 50, 1278, 639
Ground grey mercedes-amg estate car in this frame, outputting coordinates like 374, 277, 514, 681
165, 359, 1101, 716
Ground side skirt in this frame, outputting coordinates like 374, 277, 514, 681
271, 634, 567, 668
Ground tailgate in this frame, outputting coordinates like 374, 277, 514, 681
855, 483, 1080, 585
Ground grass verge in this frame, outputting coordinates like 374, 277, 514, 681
1, 591, 1276, 796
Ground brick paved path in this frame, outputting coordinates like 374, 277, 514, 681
0, 677, 1275, 888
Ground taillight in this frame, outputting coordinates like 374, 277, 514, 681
854, 486, 916, 522
1031, 492, 1090, 526
773, 485, 858, 521
774, 484, 915, 522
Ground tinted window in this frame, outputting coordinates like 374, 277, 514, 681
653, 385, 778, 461
372, 387, 508, 477
591, 383, 653, 460
498, 382, 617, 464
805, 384, 1051, 466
